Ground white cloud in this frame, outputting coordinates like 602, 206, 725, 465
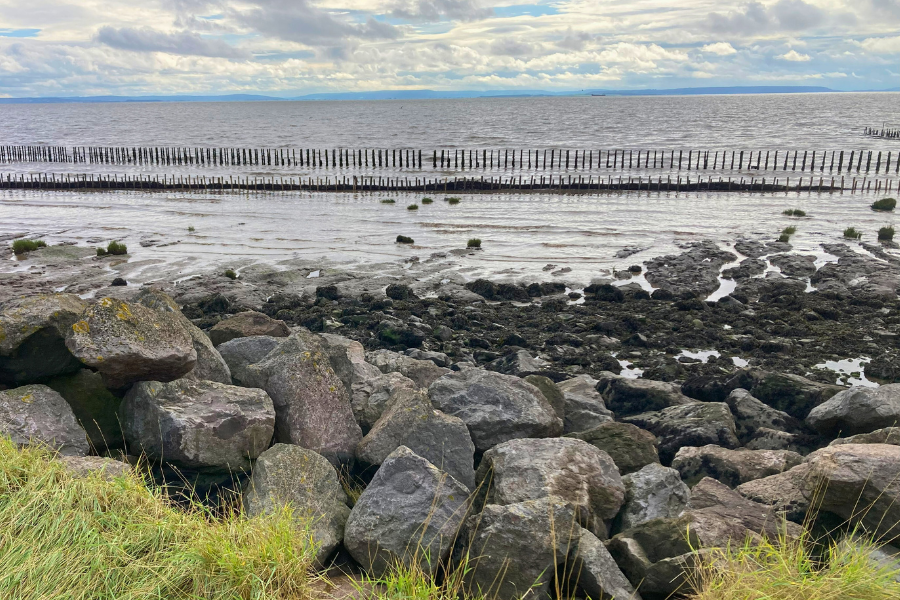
861, 36, 900, 53
779, 49, 811, 61
702, 42, 737, 55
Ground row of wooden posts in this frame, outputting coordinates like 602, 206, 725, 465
865, 126, 899, 140
0, 171, 895, 194
1, 145, 899, 175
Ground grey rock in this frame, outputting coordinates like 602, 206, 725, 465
366, 349, 450, 388
565, 421, 660, 475
745, 427, 810, 453
568, 528, 642, 600
134, 289, 231, 384
217, 335, 284, 386
65, 297, 197, 389
428, 368, 562, 453
0, 384, 88, 455
121, 379, 274, 471
726, 368, 843, 420
0, 293, 86, 385
486, 349, 552, 378
404, 348, 451, 368
46, 369, 123, 451
243, 444, 350, 564
725, 388, 803, 443
523, 374, 565, 420
351, 371, 418, 432
59, 455, 131, 480
244, 331, 362, 466
464, 498, 579, 600
736, 463, 813, 523
623, 402, 740, 464
644, 241, 738, 297
475, 437, 624, 536
807, 385, 900, 437
208, 311, 290, 346
356, 389, 475, 490
320, 333, 383, 395
597, 373, 695, 417
769, 253, 817, 278
671, 445, 803, 487
830, 427, 900, 446
557, 374, 614, 433
618, 463, 690, 531
344, 446, 469, 578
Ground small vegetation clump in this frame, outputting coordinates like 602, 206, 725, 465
224, 269, 237, 279
396, 235, 414, 244
11, 239, 47, 254
878, 226, 895, 241
782, 226, 797, 235
778, 233, 792, 243
446, 197, 461, 205
407, 204, 419, 211
188, 226, 195, 232
467, 238, 482, 249
844, 227, 862, 240
421, 197, 433, 204
871, 198, 896, 212
107, 241, 128, 255
782, 208, 807, 217
380, 198, 396, 204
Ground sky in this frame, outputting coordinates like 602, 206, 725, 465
0, 0, 898, 97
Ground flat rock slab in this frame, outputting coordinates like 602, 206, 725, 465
0, 384, 88, 455
208, 311, 290, 346
671, 445, 803, 487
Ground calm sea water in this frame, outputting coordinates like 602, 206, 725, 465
2, 93, 899, 286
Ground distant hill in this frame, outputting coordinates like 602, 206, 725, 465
2, 86, 895, 104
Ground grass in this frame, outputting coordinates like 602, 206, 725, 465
783, 226, 797, 235
188, 226, 196, 232
871, 198, 896, 212
467, 238, 482, 249
381, 199, 396, 204
783, 209, 807, 217
421, 198, 434, 204
396, 235, 415, 244
844, 227, 862, 240
778, 233, 792, 243
878, 226, 895, 241
0, 438, 318, 600
224, 269, 237, 280
689, 532, 900, 600
98, 241, 128, 257
407, 204, 419, 211
446, 197, 461, 205
11, 239, 47, 254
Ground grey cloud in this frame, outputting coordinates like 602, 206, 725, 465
390, 0, 493, 22
95, 26, 250, 59
490, 38, 538, 57
557, 28, 596, 51
707, 0, 825, 34
231, 0, 401, 46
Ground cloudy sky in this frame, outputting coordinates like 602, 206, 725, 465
0, 0, 898, 97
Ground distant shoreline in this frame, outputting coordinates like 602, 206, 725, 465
1, 86, 898, 105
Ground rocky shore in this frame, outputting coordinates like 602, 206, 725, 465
3, 236, 900, 598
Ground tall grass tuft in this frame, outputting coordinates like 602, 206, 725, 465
107, 241, 128, 255
871, 198, 896, 212
844, 227, 862, 240
0, 438, 317, 600
11, 239, 47, 254
878, 226, 895, 241
782, 226, 797, 235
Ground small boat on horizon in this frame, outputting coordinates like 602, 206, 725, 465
591, 94, 606, 97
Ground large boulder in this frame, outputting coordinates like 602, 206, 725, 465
216, 335, 284, 386
830, 427, 900, 446
350, 371, 418, 432
344, 446, 469, 577
475, 437, 624, 536
807, 385, 900, 437
728, 369, 843, 420
523, 375, 565, 420
428, 369, 562, 452
486, 349, 554, 379
803, 443, 900, 539
568, 528, 643, 600
208, 311, 290, 346
736, 463, 813, 523
565, 421, 659, 475
356, 389, 476, 490
623, 402, 740, 464
65, 297, 196, 389
133, 289, 231, 384
243, 444, 350, 564
597, 373, 695, 417
121, 379, 274, 471
46, 369, 123, 451
243, 331, 362, 466
0, 384, 88, 455
617, 463, 690, 531
464, 498, 579, 600
366, 349, 450, 388
319, 333, 383, 394
725, 388, 804, 443
0, 293, 86, 385
671, 445, 803, 487
557, 375, 613, 433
